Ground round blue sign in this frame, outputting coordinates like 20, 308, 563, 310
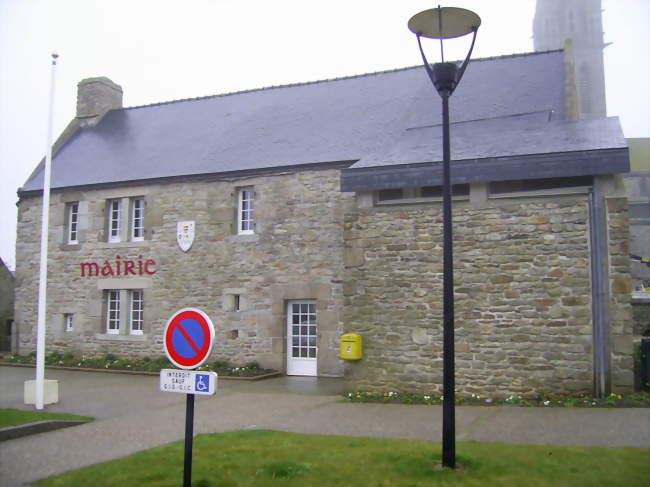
164, 308, 215, 369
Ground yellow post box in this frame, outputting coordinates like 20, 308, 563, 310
340, 333, 363, 360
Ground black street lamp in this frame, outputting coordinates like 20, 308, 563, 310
407, 6, 480, 470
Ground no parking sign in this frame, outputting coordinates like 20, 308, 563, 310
161, 307, 217, 487
163, 308, 215, 369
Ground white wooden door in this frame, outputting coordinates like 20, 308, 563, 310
286, 301, 317, 376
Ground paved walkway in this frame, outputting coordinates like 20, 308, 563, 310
1, 366, 649, 487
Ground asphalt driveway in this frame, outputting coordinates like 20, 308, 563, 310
1, 366, 649, 487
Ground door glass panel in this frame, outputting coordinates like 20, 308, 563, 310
288, 301, 317, 368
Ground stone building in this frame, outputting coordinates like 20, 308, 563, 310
0, 257, 15, 352
15, 49, 633, 396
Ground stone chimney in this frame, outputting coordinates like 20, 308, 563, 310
76, 77, 123, 127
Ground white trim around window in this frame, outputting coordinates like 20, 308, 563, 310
108, 199, 122, 243
67, 202, 79, 244
106, 290, 121, 334
105, 289, 145, 335
237, 187, 255, 235
131, 197, 145, 241
129, 290, 144, 335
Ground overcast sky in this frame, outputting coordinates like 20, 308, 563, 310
1, 0, 648, 271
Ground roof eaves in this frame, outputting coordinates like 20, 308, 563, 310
18, 159, 357, 198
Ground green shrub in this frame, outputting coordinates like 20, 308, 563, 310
212, 360, 231, 370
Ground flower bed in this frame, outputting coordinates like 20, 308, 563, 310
1, 353, 277, 378
344, 390, 650, 408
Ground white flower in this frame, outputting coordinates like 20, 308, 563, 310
543, 400, 551, 406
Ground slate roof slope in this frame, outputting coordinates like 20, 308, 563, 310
23, 50, 593, 193
352, 115, 627, 169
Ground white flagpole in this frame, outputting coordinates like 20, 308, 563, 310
35, 53, 58, 410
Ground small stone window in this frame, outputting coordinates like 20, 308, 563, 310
377, 184, 469, 204
64, 313, 73, 332
489, 176, 593, 197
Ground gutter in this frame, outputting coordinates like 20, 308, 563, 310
589, 178, 611, 398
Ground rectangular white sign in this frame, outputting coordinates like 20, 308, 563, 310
160, 369, 218, 395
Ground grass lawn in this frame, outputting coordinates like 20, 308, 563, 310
34, 430, 649, 487
0, 408, 93, 428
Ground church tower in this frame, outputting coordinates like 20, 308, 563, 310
533, 0, 607, 119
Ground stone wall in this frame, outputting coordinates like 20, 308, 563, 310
343, 192, 633, 397
0, 259, 14, 352
15, 168, 350, 375
607, 198, 635, 389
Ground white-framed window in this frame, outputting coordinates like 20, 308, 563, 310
237, 187, 255, 234
106, 290, 121, 334
64, 313, 73, 332
105, 289, 145, 335
131, 198, 145, 241
67, 202, 79, 244
108, 199, 122, 242
129, 290, 144, 335
107, 197, 146, 242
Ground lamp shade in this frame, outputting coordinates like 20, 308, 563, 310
408, 7, 481, 39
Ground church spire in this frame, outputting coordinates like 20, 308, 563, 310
533, 0, 607, 118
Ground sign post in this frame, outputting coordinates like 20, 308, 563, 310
184, 393, 194, 487
162, 308, 216, 487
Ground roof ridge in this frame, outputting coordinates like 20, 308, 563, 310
124, 50, 563, 111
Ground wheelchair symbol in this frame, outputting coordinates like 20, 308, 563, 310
195, 374, 209, 392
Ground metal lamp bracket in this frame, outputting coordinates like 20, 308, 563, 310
416, 27, 478, 98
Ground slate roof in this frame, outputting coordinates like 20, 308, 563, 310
21, 50, 627, 194
352, 115, 627, 169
